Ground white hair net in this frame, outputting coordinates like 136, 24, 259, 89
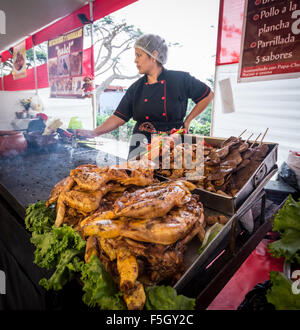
134, 34, 168, 65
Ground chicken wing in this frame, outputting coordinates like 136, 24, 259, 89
46, 176, 74, 207
117, 247, 138, 291
85, 236, 100, 263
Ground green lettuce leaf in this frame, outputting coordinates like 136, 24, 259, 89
25, 201, 56, 234
268, 195, 300, 263
268, 229, 300, 264
39, 250, 84, 291
30, 224, 86, 270
266, 271, 300, 310
80, 255, 125, 310
272, 195, 300, 233
145, 285, 195, 310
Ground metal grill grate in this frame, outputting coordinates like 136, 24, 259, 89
0, 144, 125, 214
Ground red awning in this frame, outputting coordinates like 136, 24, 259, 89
1, 37, 33, 63
2, 47, 94, 91
216, 0, 245, 66
0, 0, 137, 91
1, 0, 137, 61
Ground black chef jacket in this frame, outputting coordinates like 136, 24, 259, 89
113, 67, 211, 158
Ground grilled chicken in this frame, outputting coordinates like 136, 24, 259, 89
81, 196, 204, 245
85, 236, 100, 263
46, 176, 74, 207
113, 180, 196, 219
71, 162, 156, 191
61, 183, 123, 214
123, 282, 146, 311
49, 162, 205, 311
70, 165, 118, 191
117, 247, 139, 291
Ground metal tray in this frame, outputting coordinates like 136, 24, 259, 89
173, 167, 278, 292
157, 135, 278, 215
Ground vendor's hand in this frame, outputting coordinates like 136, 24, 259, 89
183, 121, 190, 133
75, 129, 95, 139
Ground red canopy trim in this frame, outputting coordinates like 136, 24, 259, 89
1, 36, 33, 62
0, 0, 137, 91
216, 0, 245, 66
3, 47, 94, 91
1, 0, 137, 60
93, 0, 138, 21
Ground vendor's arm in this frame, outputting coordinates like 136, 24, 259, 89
184, 90, 214, 130
76, 115, 125, 138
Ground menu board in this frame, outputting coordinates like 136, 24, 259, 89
238, 0, 300, 82
48, 28, 84, 98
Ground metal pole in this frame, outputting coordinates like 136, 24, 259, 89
33, 44, 38, 95
89, 0, 97, 130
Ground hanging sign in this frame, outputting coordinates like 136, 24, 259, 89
48, 27, 84, 97
238, 0, 300, 82
12, 40, 27, 80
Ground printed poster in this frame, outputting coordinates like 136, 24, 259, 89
48, 27, 84, 97
238, 0, 300, 82
12, 40, 27, 80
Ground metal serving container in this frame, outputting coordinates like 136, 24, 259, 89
173, 166, 278, 292
157, 135, 278, 215
194, 136, 278, 215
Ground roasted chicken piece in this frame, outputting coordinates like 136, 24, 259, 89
113, 180, 196, 219
81, 196, 204, 245
117, 247, 138, 291
85, 236, 100, 263
54, 183, 125, 227
123, 282, 146, 311
79, 189, 204, 310
46, 176, 74, 207
62, 183, 124, 214
70, 165, 124, 191
71, 161, 157, 191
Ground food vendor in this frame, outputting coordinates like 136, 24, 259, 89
76, 34, 214, 159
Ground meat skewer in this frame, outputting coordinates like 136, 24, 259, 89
238, 129, 247, 138
259, 128, 269, 145
246, 133, 254, 143
250, 133, 262, 148
238, 133, 254, 153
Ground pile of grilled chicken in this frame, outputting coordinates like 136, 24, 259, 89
156, 135, 269, 197
46, 159, 205, 310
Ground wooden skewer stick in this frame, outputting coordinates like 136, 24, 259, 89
245, 133, 254, 143
238, 129, 247, 138
259, 128, 269, 145
250, 133, 262, 148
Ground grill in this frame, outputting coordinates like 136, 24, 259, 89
0, 143, 125, 218
0, 140, 288, 309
